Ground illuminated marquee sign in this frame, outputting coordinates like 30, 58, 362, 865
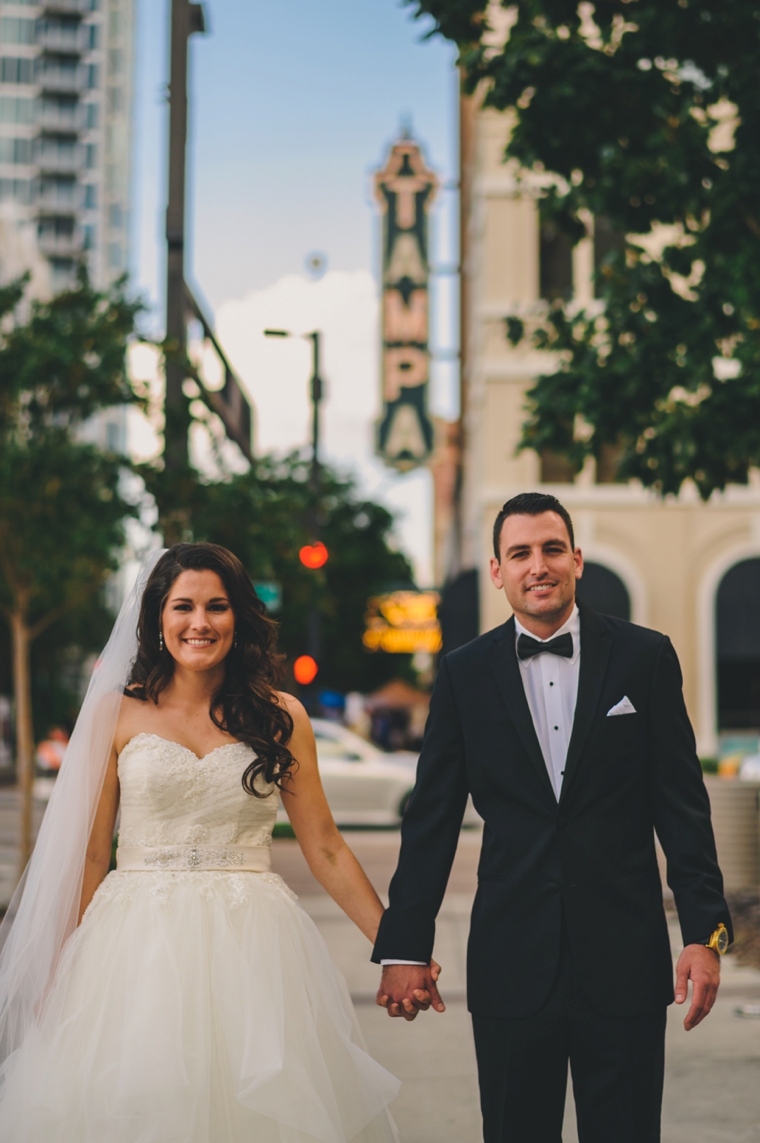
375, 134, 438, 470
363, 590, 442, 654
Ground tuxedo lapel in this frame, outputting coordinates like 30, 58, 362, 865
488, 620, 556, 800
560, 606, 612, 802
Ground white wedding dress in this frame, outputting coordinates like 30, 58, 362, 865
0, 733, 400, 1142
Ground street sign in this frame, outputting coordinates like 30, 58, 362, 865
363, 590, 442, 654
253, 581, 282, 613
375, 133, 438, 471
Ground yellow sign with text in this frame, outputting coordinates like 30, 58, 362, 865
363, 590, 442, 654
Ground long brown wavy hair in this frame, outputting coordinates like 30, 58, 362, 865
128, 543, 295, 795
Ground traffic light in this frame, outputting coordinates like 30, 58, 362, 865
293, 655, 318, 686
296, 540, 325, 696
299, 541, 328, 569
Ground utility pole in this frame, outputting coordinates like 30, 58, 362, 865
165, 0, 205, 473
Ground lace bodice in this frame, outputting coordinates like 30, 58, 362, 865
117, 733, 278, 850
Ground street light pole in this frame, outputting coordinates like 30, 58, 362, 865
305, 331, 323, 669
165, 0, 205, 474
307, 330, 322, 493
264, 328, 325, 695
266, 328, 323, 490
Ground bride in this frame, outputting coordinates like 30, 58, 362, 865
0, 543, 438, 1141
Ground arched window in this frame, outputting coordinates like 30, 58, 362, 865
716, 559, 760, 730
575, 562, 630, 621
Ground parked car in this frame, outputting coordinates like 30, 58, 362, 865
739, 754, 760, 781
276, 718, 481, 828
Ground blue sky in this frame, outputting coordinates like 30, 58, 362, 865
130, 0, 459, 583
132, 0, 458, 314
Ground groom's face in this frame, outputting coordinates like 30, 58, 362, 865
490, 511, 583, 631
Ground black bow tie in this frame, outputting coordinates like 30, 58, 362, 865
517, 632, 574, 661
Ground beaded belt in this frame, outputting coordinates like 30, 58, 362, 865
115, 844, 272, 872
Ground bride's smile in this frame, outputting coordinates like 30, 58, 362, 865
162, 569, 235, 671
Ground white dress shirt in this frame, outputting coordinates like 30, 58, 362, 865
514, 605, 581, 801
381, 606, 581, 966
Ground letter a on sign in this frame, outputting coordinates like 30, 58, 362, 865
385, 233, 426, 285
375, 132, 438, 471
384, 404, 428, 461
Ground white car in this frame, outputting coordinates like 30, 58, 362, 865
739, 754, 760, 781
277, 719, 481, 828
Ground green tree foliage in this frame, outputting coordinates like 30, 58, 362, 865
410, 0, 760, 498
0, 271, 143, 864
142, 453, 417, 694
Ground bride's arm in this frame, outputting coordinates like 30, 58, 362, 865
78, 746, 120, 924
279, 698, 384, 943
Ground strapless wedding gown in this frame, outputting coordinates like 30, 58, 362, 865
0, 733, 400, 1142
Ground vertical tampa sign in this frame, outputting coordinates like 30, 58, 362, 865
375, 134, 438, 470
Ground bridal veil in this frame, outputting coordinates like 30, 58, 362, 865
0, 550, 164, 1076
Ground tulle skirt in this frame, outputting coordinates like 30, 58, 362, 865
0, 870, 400, 1142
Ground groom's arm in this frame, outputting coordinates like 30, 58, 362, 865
649, 636, 733, 948
649, 635, 730, 1030
372, 654, 470, 966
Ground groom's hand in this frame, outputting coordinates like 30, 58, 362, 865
376, 960, 445, 1021
675, 944, 721, 1030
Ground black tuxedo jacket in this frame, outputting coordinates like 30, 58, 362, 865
372, 605, 731, 1019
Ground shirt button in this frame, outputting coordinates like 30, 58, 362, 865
554, 725, 559, 731
549, 682, 554, 687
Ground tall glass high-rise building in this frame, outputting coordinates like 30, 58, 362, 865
0, 0, 134, 293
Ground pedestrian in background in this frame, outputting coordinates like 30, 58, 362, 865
35, 726, 68, 774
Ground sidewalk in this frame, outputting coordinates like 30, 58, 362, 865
301, 891, 481, 1143
657, 921, 760, 1143
0, 789, 44, 909
271, 829, 484, 1139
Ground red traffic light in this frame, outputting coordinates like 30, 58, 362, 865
293, 655, 319, 685
299, 541, 328, 569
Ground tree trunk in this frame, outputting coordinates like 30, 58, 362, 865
9, 609, 34, 875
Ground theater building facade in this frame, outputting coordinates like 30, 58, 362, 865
447, 95, 760, 757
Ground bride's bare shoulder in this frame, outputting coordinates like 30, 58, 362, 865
120, 684, 149, 711
113, 685, 150, 753
275, 690, 302, 713
275, 691, 309, 728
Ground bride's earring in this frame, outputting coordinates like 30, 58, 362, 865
233, 632, 238, 649
159, 628, 164, 651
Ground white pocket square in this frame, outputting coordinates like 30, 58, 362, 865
607, 696, 636, 717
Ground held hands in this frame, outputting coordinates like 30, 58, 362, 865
675, 944, 721, 1030
377, 946, 720, 1027
376, 960, 445, 1021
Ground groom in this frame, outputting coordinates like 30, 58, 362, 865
373, 492, 731, 1142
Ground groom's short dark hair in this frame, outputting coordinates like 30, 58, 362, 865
492, 493, 575, 559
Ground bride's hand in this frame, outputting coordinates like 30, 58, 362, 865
377, 960, 445, 1020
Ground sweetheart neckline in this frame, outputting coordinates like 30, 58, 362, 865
119, 731, 249, 764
